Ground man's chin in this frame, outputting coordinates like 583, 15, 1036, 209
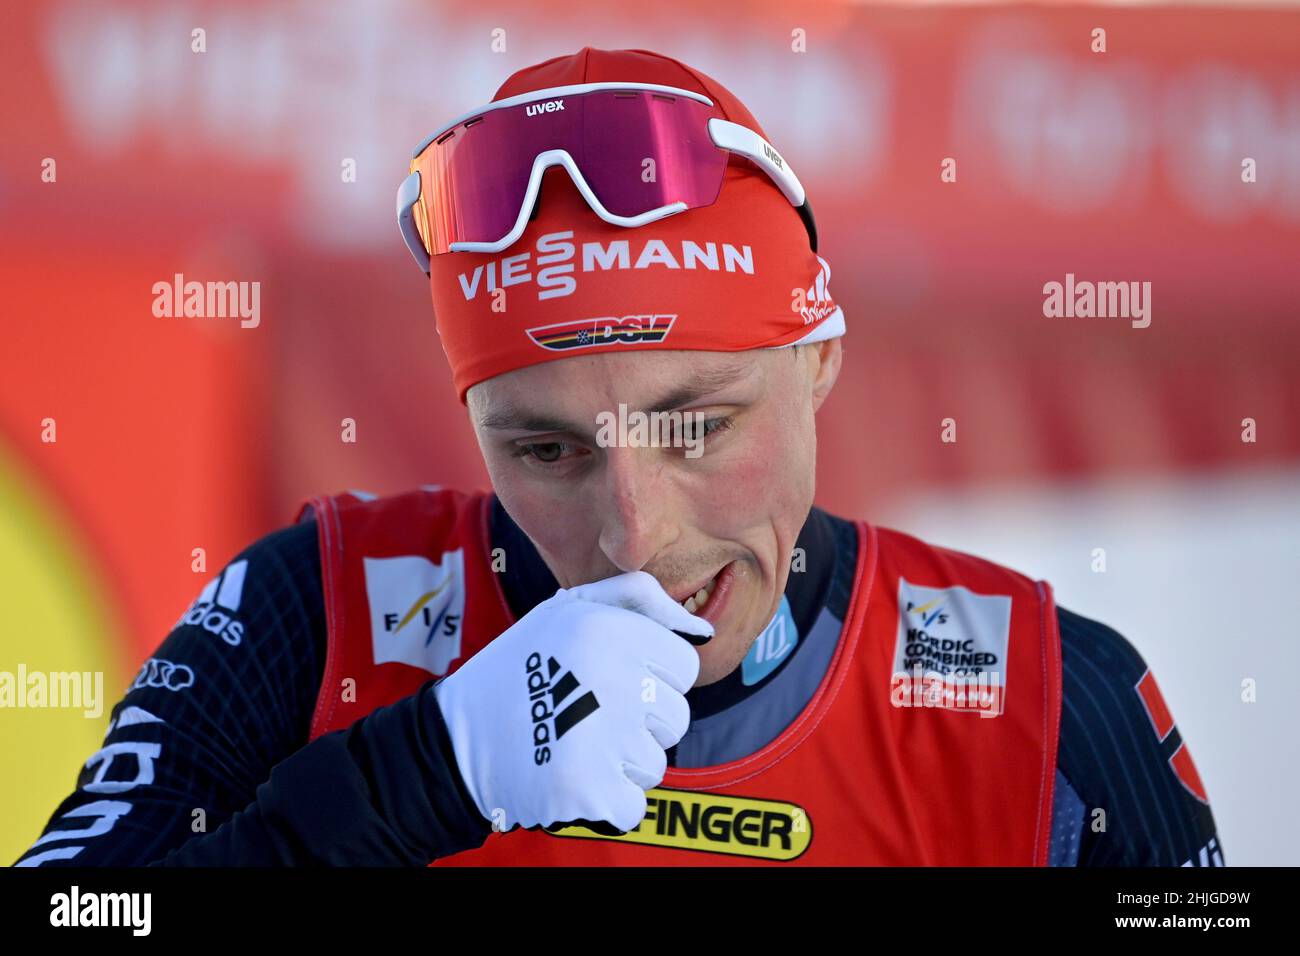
692, 608, 766, 686
694, 641, 744, 687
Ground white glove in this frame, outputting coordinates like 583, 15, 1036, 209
433, 570, 711, 835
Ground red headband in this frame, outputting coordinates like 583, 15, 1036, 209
429, 164, 842, 403
425, 47, 844, 403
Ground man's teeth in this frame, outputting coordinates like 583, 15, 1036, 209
682, 575, 717, 614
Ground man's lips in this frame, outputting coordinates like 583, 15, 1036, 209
665, 560, 740, 620
666, 567, 724, 607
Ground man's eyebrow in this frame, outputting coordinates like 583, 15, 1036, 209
477, 360, 752, 432
643, 360, 751, 414
477, 408, 578, 433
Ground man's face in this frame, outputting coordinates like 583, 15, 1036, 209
467, 340, 842, 686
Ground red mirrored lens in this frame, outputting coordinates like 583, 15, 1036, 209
574, 92, 727, 216
413, 90, 727, 255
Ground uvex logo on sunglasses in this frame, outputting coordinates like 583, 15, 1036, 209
525, 99, 565, 116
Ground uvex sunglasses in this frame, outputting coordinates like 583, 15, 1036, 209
397, 82, 817, 274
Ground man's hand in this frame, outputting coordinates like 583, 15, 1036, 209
432, 570, 712, 835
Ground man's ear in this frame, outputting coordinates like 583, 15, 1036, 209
809, 338, 843, 413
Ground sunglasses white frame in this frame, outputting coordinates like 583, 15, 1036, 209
397, 82, 812, 275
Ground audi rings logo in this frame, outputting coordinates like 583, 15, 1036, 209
131, 658, 196, 693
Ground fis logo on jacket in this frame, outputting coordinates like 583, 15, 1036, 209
364, 551, 465, 676
551, 788, 812, 860
525, 652, 599, 765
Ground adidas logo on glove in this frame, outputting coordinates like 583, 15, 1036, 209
526, 651, 600, 765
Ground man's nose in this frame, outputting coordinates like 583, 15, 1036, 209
596, 447, 677, 574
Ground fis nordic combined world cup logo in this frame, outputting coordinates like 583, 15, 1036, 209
890, 579, 1011, 718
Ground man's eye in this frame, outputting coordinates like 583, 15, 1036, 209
516, 441, 574, 464
681, 415, 735, 443
702, 416, 734, 438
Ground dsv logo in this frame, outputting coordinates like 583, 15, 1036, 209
525, 99, 565, 116
527, 314, 675, 352
526, 652, 599, 765
131, 658, 196, 692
